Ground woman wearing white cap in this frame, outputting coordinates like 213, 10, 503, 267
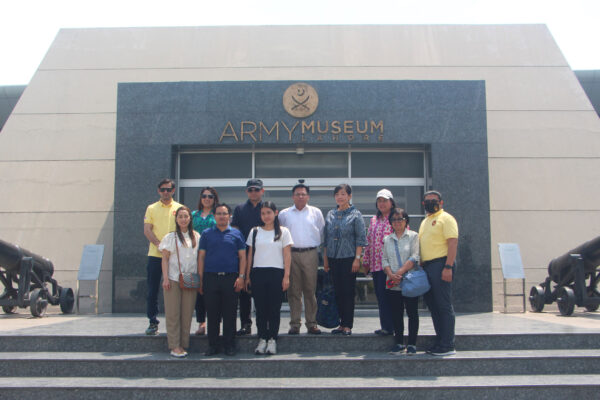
362, 189, 396, 336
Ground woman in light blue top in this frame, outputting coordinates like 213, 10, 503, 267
382, 208, 420, 355
323, 184, 367, 335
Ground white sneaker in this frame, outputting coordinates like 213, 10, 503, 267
266, 338, 277, 355
255, 338, 267, 355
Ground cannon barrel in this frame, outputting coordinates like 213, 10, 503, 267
547, 236, 600, 286
0, 238, 55, 280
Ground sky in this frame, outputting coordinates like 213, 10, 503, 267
1, 0, 599, 85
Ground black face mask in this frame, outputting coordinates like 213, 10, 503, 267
423, 199, 440, 214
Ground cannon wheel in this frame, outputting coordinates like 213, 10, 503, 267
59, 288, 75, 314
529, 286, 545, 312
30, 288, 48, 317
557, 287, 575, 316
2, 305, 17, 314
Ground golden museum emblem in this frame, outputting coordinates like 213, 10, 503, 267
283, 83, 319, 118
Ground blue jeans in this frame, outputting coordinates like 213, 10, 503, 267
146, 256, 163, 324
423, 258, 455, 350
372, 270, 394, 332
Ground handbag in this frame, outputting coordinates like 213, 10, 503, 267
316, 271, 340, 328
393, 238, 430, 297
175, 233, 201, 291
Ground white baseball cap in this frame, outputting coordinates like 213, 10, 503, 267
376, 189, 393, 200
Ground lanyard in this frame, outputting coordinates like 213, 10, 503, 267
393, 238, 403, 268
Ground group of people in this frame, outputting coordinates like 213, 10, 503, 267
143, 177, 458, 358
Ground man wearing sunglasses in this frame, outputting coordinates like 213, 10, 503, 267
231, 178, 265, 335
143, 178, 181, 335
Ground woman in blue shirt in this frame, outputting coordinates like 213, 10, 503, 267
323, 184, 368, 335
191, 187, 219, 335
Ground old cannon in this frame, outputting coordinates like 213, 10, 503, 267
0, 238, 74, 317
529, 236, 600, 316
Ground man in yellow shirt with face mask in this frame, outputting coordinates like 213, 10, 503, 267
419, 190, 458, 356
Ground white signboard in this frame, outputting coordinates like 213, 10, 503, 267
498, 243, 525, 279
77, 245, 105, 281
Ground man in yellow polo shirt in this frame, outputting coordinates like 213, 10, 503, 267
143, 178, 181, 335
419, 190, 458, 356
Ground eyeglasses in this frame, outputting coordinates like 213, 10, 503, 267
247, 187, 261, 192
294, 193, 308, 197
159, 187, 174, 193
201, 194, 215, 199
390, 217, 406, 222
215, 212, 229, 216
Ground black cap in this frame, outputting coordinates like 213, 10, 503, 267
246, 179, 263, 190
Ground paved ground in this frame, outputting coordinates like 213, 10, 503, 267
1, 307, 598, 336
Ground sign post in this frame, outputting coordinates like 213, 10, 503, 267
498, 243, 526, 313
77, 245, 104, 314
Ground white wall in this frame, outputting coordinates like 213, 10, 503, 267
1, 25, 598, 312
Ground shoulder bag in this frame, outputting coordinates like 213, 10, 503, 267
393, 238, 430, 297
175, 233, 201, 290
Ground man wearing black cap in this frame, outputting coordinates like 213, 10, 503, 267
231, 178, 264, 335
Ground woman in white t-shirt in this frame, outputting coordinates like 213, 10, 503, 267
245, 201, 293, 355
158, 206, 200, 358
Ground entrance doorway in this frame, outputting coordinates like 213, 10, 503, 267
177, 146, 429, 306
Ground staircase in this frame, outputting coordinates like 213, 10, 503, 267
0, 330, 598, 399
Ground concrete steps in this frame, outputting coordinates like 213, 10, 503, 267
1, 333, 599, 399
1, 332, 598, 352
0, 350, 599, 378
1, 376, 599, 400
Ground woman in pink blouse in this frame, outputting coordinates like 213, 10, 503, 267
362, 189, 395, 335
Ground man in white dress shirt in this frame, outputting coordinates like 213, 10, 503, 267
278, 180, 325, 335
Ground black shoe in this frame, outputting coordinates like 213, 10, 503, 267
374, 329, 392, 336
331, 328, 344, 334
145, 322, 159, 336
224, 347, 237, 356
236, 324, 251, 336
430, 347, 456, 356
426, 343, 440, 354
288, 327, 300, 335
204, 347, 219, 356
307, 326, 322, 335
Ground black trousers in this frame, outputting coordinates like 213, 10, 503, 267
195, 294, 205, 324
423, 258, 455, 350
386, 289, 419, 346
329, 257, 357, 329
203, 272, 239, 349
251, 267, 284, 340
238, 290, 252, 327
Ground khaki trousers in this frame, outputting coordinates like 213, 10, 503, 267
288, 249, 319, 329
163, 279, 197, 350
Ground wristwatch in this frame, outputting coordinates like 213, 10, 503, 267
238, 273, 246, 279
444, 265, 453, 270
355, 256, 361, 260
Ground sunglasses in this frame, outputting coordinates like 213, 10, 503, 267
201, 194, 215, 199
247, 187, 261, 192
159, 187, 174, 193
390, 217, 406, 222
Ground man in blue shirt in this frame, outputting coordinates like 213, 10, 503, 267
198, 203, 247, 356
231, 178, 264, 335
